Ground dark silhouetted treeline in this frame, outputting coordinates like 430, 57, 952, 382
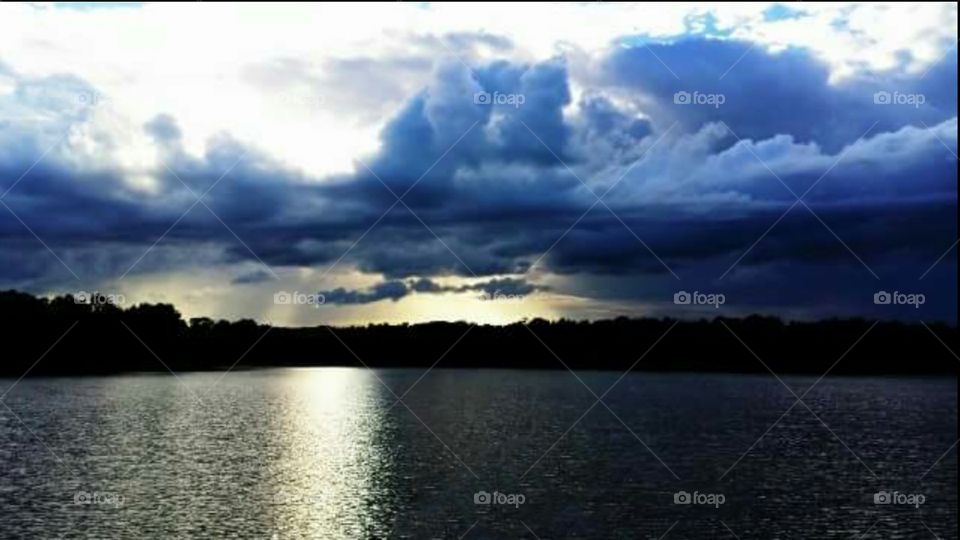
0, 290, 956, 377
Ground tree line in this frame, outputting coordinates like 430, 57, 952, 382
0, 290, 956, 376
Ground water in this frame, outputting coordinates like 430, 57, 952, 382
0, 369, 955, 539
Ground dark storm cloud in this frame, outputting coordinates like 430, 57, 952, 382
232, 269, 274, 285
320, 280, 409, 305
0, 37, 956, 320
463, 277, 546, 297
603, 38, 958, 151
317, 277, 547, 305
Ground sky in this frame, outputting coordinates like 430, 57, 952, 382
0, 2, 956, 325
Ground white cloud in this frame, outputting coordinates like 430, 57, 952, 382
0, 2, 955, 182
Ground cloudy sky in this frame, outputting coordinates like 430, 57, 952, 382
0, 2, 956, 325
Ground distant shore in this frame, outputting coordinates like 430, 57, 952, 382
1, 289, 957, 377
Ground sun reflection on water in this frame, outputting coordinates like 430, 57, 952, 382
267, 368, 396, 538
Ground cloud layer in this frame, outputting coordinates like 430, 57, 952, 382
0, 3, 956, 323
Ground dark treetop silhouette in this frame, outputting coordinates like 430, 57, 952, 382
0, 290, 955, 376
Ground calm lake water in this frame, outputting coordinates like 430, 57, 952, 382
0, 369, 955, 539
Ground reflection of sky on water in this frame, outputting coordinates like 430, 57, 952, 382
0, 369, 955, 538
267, 368, 397, 538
